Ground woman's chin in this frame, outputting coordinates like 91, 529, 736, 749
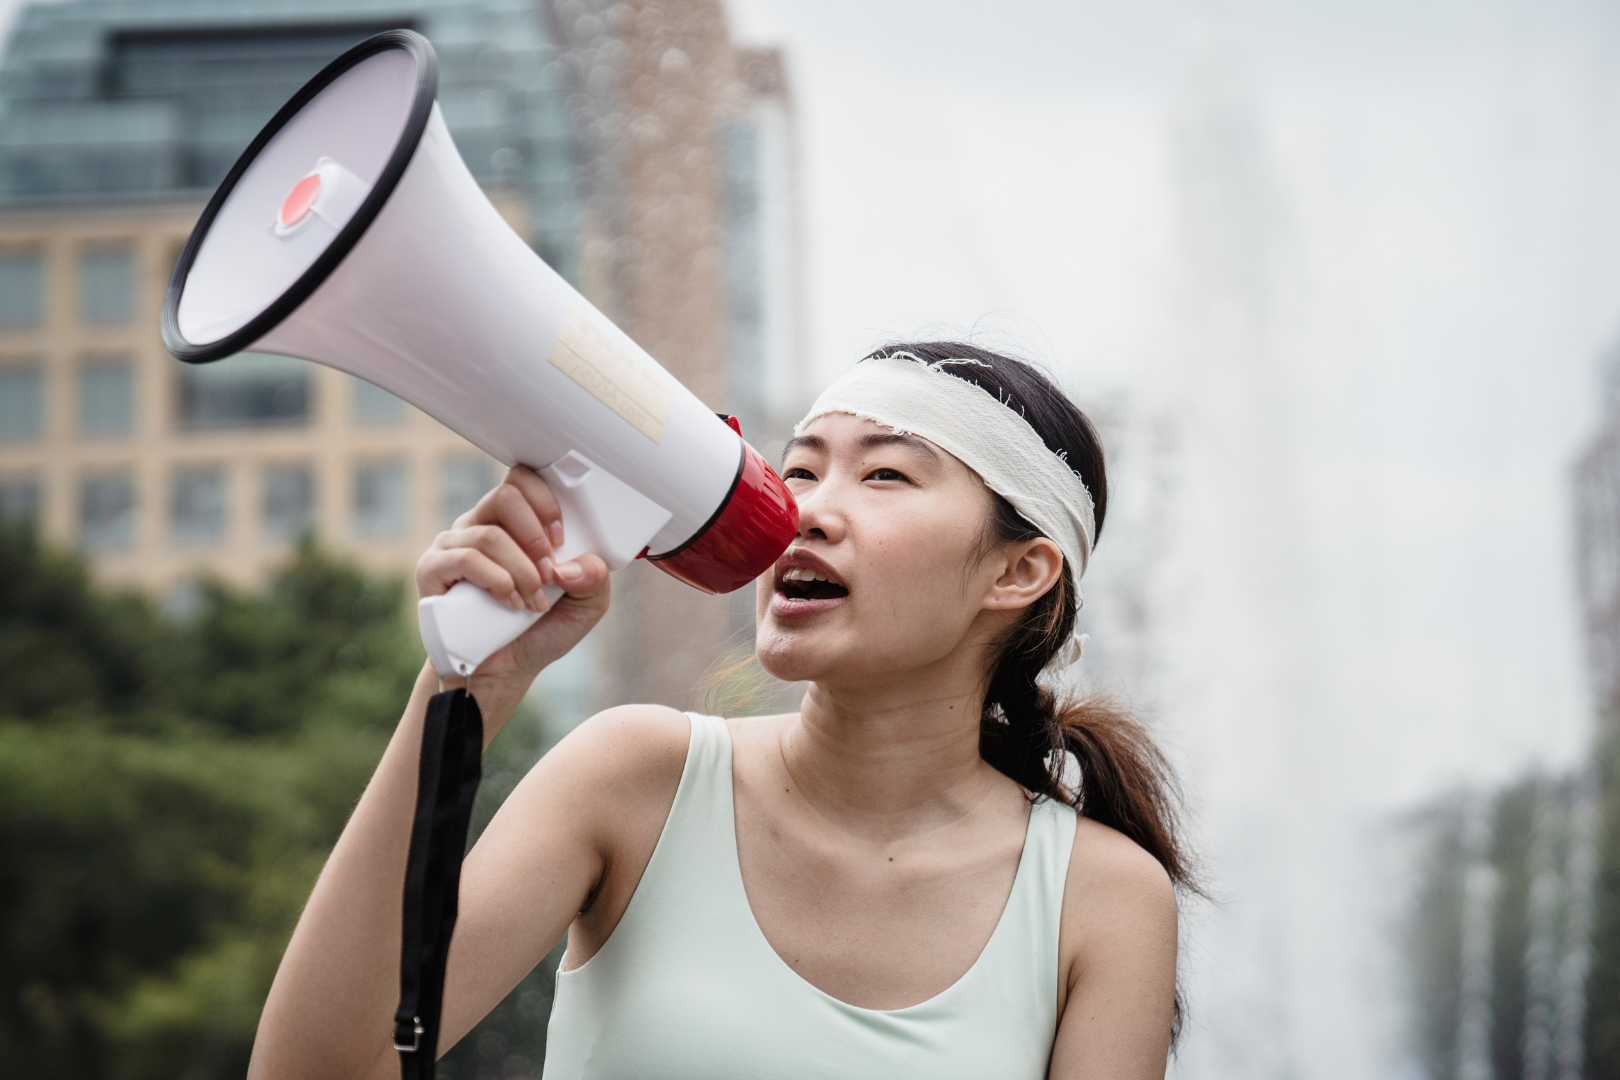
754, 624, 839, 684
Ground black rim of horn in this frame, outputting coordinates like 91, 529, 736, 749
161, 29, 439, 364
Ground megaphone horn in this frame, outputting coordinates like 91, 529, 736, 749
162, 30, 799, 677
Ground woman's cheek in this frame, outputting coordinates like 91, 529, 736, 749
864, 539, 955, 622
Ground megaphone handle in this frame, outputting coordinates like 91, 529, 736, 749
416, 516, 593, 677
417, 451, 674, 677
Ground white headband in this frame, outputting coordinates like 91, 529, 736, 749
795, 353, 1095, 669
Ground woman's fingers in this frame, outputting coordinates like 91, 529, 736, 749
431, 524, 549, 610
470, 469, 562, 560
501, 467, 566, 551
421, 465, 585, 612
417, 546, 539, 611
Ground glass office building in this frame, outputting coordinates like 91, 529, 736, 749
0, 0, 578, 270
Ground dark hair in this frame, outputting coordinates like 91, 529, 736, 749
864, 342, 1199, 1044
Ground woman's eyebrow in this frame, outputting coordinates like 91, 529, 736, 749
860, 431, 941, 463
782, 434, 824, 460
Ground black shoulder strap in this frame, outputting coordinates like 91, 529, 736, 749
395, 687, 484, 1080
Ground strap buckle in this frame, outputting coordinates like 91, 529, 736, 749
394, 1016, 424, 1052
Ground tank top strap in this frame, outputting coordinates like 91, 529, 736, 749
563, 711, 750, 983
679, 710, 732, 801
625, 712, 737, 908
966, 796, 1078, 1007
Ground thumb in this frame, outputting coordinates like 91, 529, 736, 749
552, 553, 610, 613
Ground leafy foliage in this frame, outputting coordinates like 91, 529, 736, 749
0, 524, 430, 1077
1400, 771, 1599, 1080
158, 541, 422, 738
1401, 795, 1470, 1080
0, 522, 160, 724
1587, 729, 1620, 1078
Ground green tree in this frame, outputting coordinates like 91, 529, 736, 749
0, 524, 561, 1078
158, 537, 422, 738
0, 526, 399, 1076
1587, 727, 1620, 1078
0, 517, 160, 725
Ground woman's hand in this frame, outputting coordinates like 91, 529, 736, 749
415, 465, 610, 731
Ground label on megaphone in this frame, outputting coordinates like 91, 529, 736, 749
161, 30, 799, 680
548, 305, 674, 444
418, 450, 673, 676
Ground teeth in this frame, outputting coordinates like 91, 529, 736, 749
782, 567, 831, 584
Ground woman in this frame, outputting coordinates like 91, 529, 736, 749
250, 343, 1194, 1080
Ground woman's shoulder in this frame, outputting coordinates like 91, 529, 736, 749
507, 704, 694, 875
1060, 814, 1177, 958
1067, 816, 1176, 908
545, 703, 693, 795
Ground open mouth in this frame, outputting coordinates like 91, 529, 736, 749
776, 567, 849, 601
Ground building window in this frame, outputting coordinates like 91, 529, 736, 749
0, 473, 41, 525
0, 363, 43, 440
263, 463, 315, 540
80, 470, 135, 549
80, 247, 135, 325
177, 352, 310, 429
171, 464, 226, 545
80, 355, 134, 437
0, 252, 44, 327
441, 454, 495, 528
353, 459, 407, 538
353, 376, 405, 424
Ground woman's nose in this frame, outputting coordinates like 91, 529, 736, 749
793, 477, 847, 544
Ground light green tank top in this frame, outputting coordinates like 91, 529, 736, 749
542, 712, 1079, 1079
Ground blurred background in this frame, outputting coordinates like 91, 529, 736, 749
0, 0, 1616, 1077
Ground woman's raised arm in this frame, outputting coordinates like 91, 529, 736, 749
248, 467, 619, 1080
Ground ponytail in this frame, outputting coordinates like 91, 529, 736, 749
975, 543, 1195, 892
975, 536, 1200, 1046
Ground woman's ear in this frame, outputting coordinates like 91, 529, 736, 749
984, 537, 1064, 613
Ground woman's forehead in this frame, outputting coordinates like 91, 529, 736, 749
797, 411, 888, 438
793, 411, 934, 455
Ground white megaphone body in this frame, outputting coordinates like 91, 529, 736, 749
162, 30, 799, 678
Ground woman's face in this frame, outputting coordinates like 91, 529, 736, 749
755, 411, 1026, 688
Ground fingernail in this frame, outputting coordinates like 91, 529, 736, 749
550, 521, 565, 548
507, 590, 524, 610
528, 591, 547, 612
538, 556, 555, 584
556, 560, 584, 585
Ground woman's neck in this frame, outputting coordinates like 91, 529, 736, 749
783, 660, 1007, 839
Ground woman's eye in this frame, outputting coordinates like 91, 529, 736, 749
783, 467, 816, 481
866, 468, 907, 482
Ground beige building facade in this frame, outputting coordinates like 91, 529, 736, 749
0, 198, 528, 596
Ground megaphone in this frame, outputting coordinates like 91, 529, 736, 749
161, 30, 799, 678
